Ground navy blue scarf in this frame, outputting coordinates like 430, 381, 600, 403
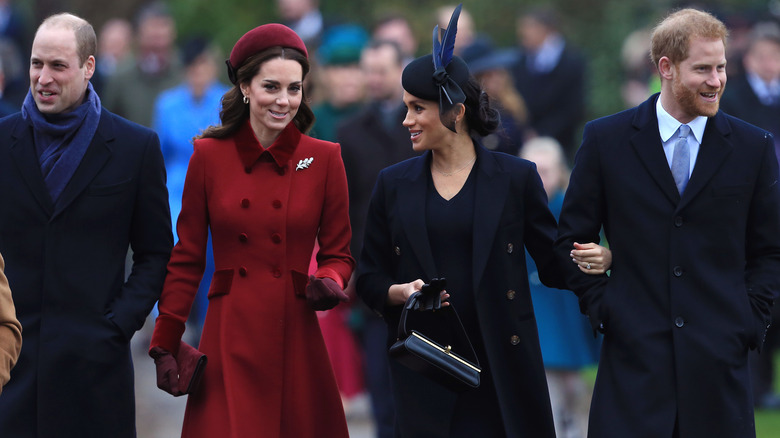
21, 82, 102, 202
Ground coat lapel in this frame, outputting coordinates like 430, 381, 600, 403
677, 113, 732, 210
630, 95, 682, 206
472, 145, 508, 294
52, 112, 114, 219
9, 118, 54, 215
397, 152, 438, 280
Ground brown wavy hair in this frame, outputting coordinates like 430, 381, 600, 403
198, 47, 315, 139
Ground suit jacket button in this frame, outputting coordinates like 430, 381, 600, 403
506, 243, 514, 254
271, 233, 282, 244
394, 246, 401, 255
244, 166, 252, 174
510, 335, 520, 345
239, 233, 248, 242
674, 317, 684, 328
673, 266, 683, 277
239, 266, 248, 277
506, 290, 516, 300
674, 216, 683, 227
241, 198, 250, 208
272, 268, 282, 278
272, 200, 282, 209
276, 167, 286, 176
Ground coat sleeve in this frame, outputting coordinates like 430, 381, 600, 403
521, 161, 569, 290
355, 170, 396, 316
313, 143, 355, 288
151, 144, 209, 354
108, 130, 173, 340
554, 122, 609, 330
0, 253, 21, 394
745, 133, 780, 350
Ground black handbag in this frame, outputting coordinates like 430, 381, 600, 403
389, 288, 481, 392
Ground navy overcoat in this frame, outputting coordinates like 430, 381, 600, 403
0, 109, 172, 437
556, 94, 780, 438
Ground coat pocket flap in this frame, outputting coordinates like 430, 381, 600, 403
207, 268, 234, 299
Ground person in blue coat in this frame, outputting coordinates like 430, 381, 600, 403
152, 36, 229, 338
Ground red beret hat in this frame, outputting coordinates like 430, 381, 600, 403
226, 23, 308, 84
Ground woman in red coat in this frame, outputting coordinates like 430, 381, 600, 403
149, 24, 354, 438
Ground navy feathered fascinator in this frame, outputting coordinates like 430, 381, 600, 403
431, 4, 466, 109
401, 3, 470, 132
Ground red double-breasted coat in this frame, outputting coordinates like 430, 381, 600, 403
151, 120, 354, 437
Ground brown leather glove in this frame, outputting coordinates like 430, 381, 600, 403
305, 274, 349, 310
149, 346, 183, 397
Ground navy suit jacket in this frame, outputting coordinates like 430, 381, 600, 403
0, 108, 172, 437
556, 94, 780, 438
357, 143, 572, 437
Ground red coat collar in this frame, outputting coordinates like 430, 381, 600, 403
234, 120, 302, 169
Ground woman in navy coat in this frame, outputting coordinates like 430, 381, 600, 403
356, 6, 610, 437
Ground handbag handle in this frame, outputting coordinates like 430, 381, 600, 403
396, 291, 481, 369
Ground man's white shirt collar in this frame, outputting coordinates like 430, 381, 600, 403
656, 96, 707, 143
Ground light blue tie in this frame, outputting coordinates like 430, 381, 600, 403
671, 124, 691, 194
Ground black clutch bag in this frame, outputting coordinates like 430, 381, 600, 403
389, 284, 481, 392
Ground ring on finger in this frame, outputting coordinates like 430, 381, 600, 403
586, 263, 592, 270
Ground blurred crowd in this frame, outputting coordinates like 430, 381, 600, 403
1, 0, 780, 437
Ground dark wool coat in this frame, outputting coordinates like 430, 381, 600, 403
0, 109, 172, 437
357, 144, 569, 437
556, 94, 780, 438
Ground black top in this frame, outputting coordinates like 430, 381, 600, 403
425, 163, 478, 343
425, 160, 506, 437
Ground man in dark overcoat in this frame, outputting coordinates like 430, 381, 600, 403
0, 13, 172, 437
555, 9, 780, 438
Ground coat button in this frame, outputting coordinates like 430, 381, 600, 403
276, 167, 285, 176
673, 266, 683, 277
506, 243, 514, 254
271, 233, 282, 244
674, 216, 683, 227
239, 266, 248, 277
674, 317, 685, 328
510, 335, 520, 345
272, 268, 282, 278
241, 198, 250, 208
272, 200, 282, 209
239, 233, 248, 242
506, 290, 516, 300
394, 246, 401, 255
244, 166, 252, 174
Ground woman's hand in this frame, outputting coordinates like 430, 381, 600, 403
387, 279, 450, 307
571, 242, 612, 275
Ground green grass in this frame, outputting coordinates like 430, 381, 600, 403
581, 353, 780, 437
756, 353, 780, 438
756, 409, 780, 438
